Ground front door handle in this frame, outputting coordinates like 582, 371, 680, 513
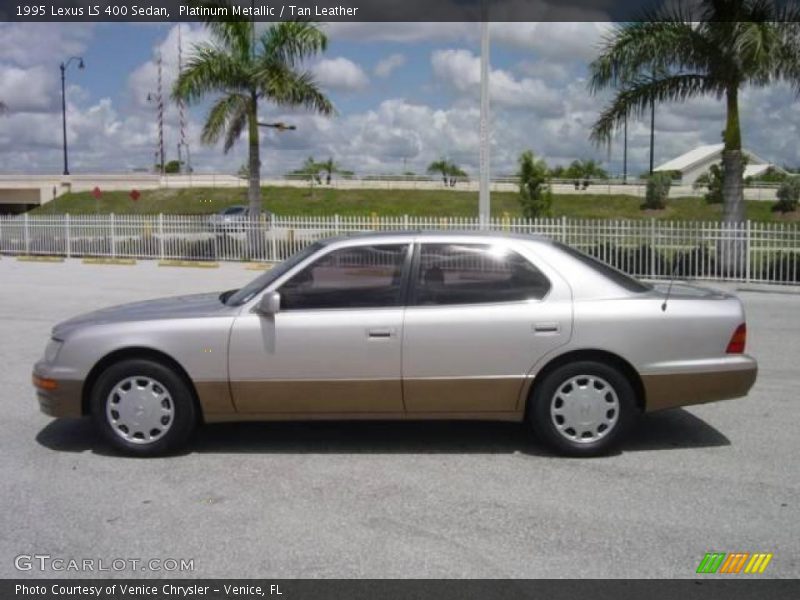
367, 328, 396, 339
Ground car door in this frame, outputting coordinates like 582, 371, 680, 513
228, 241, 411, 414
402, 241, 572, 414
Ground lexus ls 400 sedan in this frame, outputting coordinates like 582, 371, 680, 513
33, 232, 757, 457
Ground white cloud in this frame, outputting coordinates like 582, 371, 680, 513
431, 48, 563, 115
0, 65, 60, 113
374, 53, 406, 78
312, 57, 370, 92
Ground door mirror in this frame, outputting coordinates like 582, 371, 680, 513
255, 291, 281, 315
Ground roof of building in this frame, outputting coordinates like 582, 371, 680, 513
654, 144, 725, 173
655, 144, 770, 174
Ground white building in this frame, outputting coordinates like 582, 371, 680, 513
654, 143, 780, 185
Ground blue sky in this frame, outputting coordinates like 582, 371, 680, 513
1, 21, 799, 177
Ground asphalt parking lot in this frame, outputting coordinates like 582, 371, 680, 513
0, 258, 798, 579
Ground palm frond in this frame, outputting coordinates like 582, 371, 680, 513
590, 73, 713, 145
260, 21, 328, 68
256, 66, 335, 116
172, 43, 249, 104
201, 93, 249, 149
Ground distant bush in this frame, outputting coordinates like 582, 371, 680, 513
585, 242, 668, 277
693, 164, 724, 205
517, 150, 552, 218
643, 173, 672, 210
670, 245, 716, 278
773, 178, 800, 214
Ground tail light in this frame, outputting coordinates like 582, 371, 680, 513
726, 323, 747, 354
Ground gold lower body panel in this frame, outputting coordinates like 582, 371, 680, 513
200, 376, 530, 421
642, 366, 758, 412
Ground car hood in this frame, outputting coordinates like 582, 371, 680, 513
52, 292, 233, 339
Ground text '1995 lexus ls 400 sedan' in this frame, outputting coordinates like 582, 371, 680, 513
33, 231, 758, 457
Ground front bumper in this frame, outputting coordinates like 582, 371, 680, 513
32, 362, 83, 418
641, 355, 758, 412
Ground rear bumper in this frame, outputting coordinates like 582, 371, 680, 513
32, 362, 83, 418
641, 356, 758, 412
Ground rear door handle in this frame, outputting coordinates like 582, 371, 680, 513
533, 322, 560, 334
367, 328, 396, 339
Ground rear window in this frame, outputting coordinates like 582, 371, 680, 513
555, 242, 652, 293
223, 206, 246, 215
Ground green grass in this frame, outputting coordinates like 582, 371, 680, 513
29, 185, 787, 222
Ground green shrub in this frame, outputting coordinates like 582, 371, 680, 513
517, 150, 552, 218
773, 178, 800, 213
693, 164, 723, 204
643, 172, 672, 210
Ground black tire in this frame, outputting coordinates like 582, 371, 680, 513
528, 360, 637, 457
90, 359, 197, 456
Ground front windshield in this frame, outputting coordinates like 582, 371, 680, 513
225, 242, 324, 306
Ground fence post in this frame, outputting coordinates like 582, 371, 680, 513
65, 214, 71, 258
404, 214, 409, 230
650, 218, 656, 277
560, 215, 567, 243
24, 213, 30, 255
269, 213, 277, 262
745, 220, 751, 283
110, 213, 116, 258
335, 214, 340, 236
158, 213, 165, 260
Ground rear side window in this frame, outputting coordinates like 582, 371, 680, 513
413, 243, 551, 306
555, 242, 652, 293
279, 244, 409, 310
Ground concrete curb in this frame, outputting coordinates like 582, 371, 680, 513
82, 258, 137, 265
158, 260, 219, 269
16, 255, 65, 263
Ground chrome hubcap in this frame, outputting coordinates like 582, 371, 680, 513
106, 376, 174, 445
550, 375, 619, 444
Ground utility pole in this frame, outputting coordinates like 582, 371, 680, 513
623, 113, 628, 184
478, 8, 490, 226
176, 24, 191, 173
649, 100, 655, 175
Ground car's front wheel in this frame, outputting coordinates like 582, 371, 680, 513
528, 360, 637, 457
91, 359, 197, 456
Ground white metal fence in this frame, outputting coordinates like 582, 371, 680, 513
1, 213, 798, 285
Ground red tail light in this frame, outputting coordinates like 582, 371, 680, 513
726, 323, 747, 354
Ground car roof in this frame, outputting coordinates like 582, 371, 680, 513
320, 230, 553, 245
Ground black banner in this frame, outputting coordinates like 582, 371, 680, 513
2, 0, 800, 23
4, 580, 800, 600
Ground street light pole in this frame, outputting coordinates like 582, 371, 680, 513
478, 11, 490, 226
60, 56, 84, 176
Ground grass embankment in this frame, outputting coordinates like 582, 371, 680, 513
30, 186, 784, 221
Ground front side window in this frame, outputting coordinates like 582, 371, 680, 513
279, 244, 409, 310
413, 243, 551, 306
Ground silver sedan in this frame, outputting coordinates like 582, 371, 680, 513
33, 231, 757, 457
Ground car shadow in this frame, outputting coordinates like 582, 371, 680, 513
36, 408, 729, 457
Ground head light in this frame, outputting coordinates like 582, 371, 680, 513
44, 338, 64, 363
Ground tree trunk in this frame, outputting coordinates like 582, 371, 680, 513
246, 91, 262, 260
719, 86, 746, 276
721, 87, 744, 223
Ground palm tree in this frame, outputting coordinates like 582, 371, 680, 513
588, 1, 800, 223
173, 6, 334, 217
427, 159, 451, 186
319, 157, 339, 185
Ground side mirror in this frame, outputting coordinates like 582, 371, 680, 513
255, 291, 281, 315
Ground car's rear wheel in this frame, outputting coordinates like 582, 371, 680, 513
528, 360, 636, 457
91, 359, 197, 456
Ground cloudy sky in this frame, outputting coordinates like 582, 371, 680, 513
0, 20, 799, 177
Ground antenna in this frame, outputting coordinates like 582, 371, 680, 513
661, 255, 681, 312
